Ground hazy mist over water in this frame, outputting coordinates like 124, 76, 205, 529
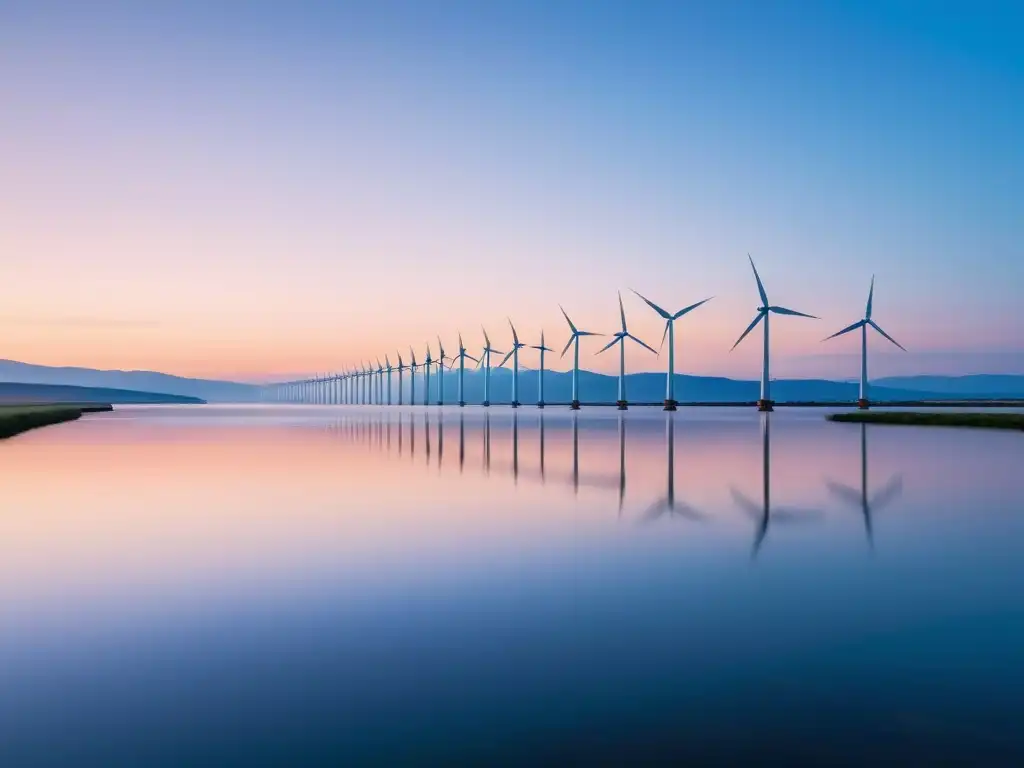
2, 405, 1023, 764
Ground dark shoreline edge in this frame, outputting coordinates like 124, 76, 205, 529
0, 404, 113, 439
827, 411, 1024, 431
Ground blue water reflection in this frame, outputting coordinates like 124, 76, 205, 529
0, 405, 1022, 765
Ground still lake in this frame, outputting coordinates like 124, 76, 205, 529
1, 405, 1023, 765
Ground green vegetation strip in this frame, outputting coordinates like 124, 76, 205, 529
828, 411, 1024, 430
0, 404, 112, 439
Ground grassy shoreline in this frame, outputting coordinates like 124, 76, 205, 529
0, 404, 113, 439
828, 411, 1024, 430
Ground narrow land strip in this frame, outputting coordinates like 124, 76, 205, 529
828, 411, 1024, 430
0, 404, 113, 439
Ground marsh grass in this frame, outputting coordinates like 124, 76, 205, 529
828, 411, 1024, 431
0, 404, 112, 439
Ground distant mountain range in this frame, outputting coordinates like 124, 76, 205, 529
0, 381, 203, 405
2, 359, 1023, 404
0, 359, 254, 401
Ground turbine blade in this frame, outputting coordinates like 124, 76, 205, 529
559, 305, 577, 334
871, 475, 904, 509
826, 480, 862, 507
770, 306, 817, 319
618, 291, 627, 333
748, 254, 768, 305
630, 289, 671, 320
866, 275, 875, 320
482, 325, 490, 346
730, 486, 762, 519
672, 296, 713, 319
823, 319, 865, 341
560, 336, 574, 358
731, 312, 764, 351
508, 317, 519, 345
497, 350, 514, 368
869, 320, 906, 351
627, 333, 658, 354
595, 337, 620, 355
637, 499, 669, 524
577, 330, 602, 337
659, 320, 669, 353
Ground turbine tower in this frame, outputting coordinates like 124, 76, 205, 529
436, 336, 452, 406
376, 358, 384, 405
632, 290, 712, 410
423, 343, 433, 407
451, 333, 478, 407
499, 318, 527, 408
529, 330, 552, 408
478, 327, 503, 407
732, 255, 817, 411
385, 355, 393, 406
559, 306, 601, 410
596, 291, 657, 409
823, 276, 906, 409
408, 347, 419, 406
396, 352, 406, 406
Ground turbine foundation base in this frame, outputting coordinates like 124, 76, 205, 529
482, 401, 490, 408
663, 399, 678, 411
757, 399, 775, 412
537, 402, 545, 409
570, 400, 581, 410
458, 401, 465, 408
857, 398, 870, 410
511, 401, 520, 408
616, 400, 628, 410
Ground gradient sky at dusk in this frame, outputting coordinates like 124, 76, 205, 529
1, 1, 1021, 381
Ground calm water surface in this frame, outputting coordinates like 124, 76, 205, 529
2, 405, 1023, 765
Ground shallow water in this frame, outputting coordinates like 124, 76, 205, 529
2, 405, 1023, 765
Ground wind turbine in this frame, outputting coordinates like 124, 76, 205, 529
823, 276, 906, 409
637, 413, 706, 524
424, 343, 433, 407
396, 352, 406, 406
385, 355, 393, 405
826, 422, 903, 550
499, 318, 527, 407
529, 331, 553, 408
632, 290, 712, 410
731, 414, 823, 559
436, 336, 452, 406
408, 347, 419, 406
732, 255, 817, 411
450, 333, 478, 407
559, 306, 601, 410
477, 327, 503, 407
376, 358, 384, 405
597, 291, 657, 409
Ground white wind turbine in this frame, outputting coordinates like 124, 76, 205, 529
631, 290, 712, 410
376, 358, 384, 404
385, 355, 393, 405
477, 327, 503, 407
498, 318, 527, 408
396, 352, 407, 406
408, 347, 420, 406
596, 291, 657, 409
823, 276, 906, 408
559, 306, 601, 410
436, 336, 452, 405
732, 255, 817, 411
424, 343, 433, 407
450, 333, 478, 407
529, 330, 553, 408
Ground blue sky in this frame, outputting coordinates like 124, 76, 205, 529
0, 0, 1020, 378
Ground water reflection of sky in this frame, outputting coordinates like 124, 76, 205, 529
1, 405, 1023, 764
